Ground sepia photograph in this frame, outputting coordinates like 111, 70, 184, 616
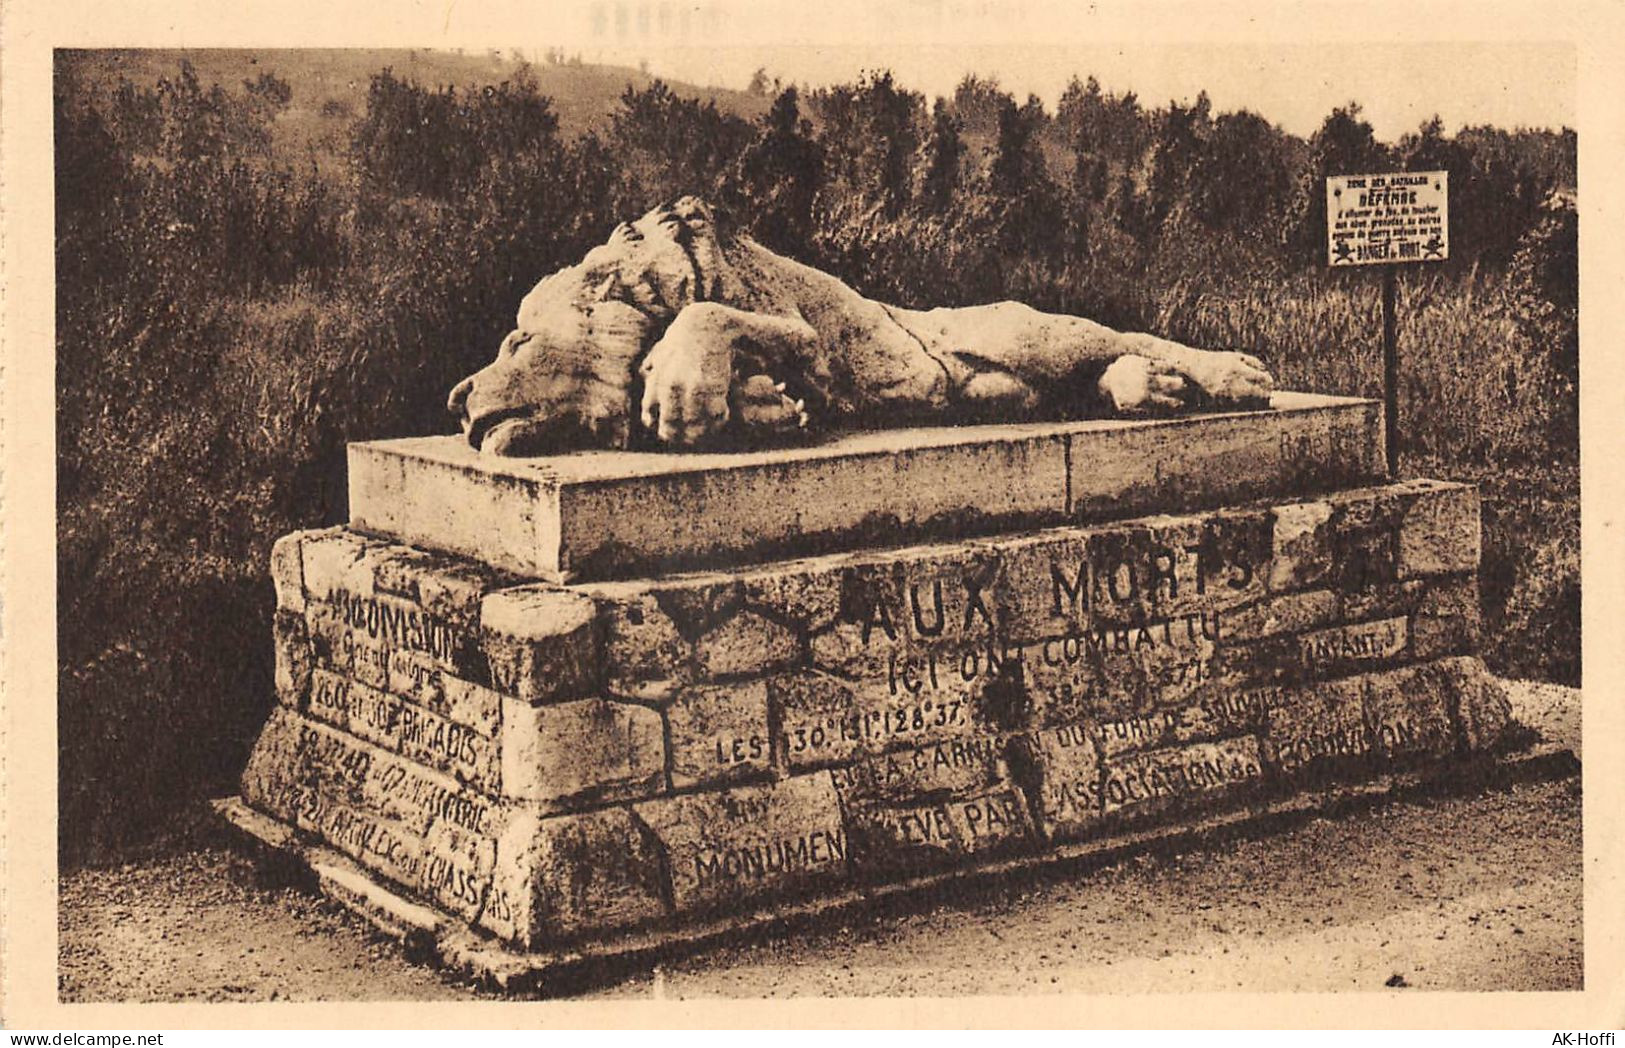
5, 0, 1621, 1031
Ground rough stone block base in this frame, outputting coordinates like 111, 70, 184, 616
231, 473, 1546, 965
213, 712, 1574, 995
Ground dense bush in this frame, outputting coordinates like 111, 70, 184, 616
55, 55, 1579, 864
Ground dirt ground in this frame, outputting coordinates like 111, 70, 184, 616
59, 770, 1582, 1001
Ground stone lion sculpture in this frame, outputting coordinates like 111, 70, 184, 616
449, 196, 1273, 455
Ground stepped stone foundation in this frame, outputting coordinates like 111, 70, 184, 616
226, 393, 1524, 976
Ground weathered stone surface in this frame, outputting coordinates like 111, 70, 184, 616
1098, 735, 1265, 823
632, 773, 851, 913
1444, 656, 1514, 752
305, 601, 386, 690
1325, 492, 1403, 591
484, 808, 669, 947
1398, 483, 1480, 577
834, 734, 1035, 874
806, 621, 883, 677
1297, 616, 1409, 675
1067, 397, 1383, 525
1016, 721, 1104, 841
1220, 589, 1341, 641
351, 393, 1379, 583
666, 680, 773, 788
1023, 617, 1220, 727
298, 530, 511, 687
247, 712, 511, 927
1410, 576, 1482, 659
307, 668, 498, 792
536, 479, 1468, 735
241, 709, 507, 922
843, 786, 1031, 874
743, 566, 845, 633
305, 586, 483, 685
1338, 577, 1421, 621
797, 549, 1026, 737
377, 646, 440, 708
605, 678, 681, 705
297, 596, 502, 736
1261, 677, 1373, 781
798, 545, 1006, 662
415, 819, 499, 924
1364, 662, 1456, 762
1199, 507, 1277, 606
1079, 516, 1208, 622
1410, 612, 1479, 661
985, 529, 1093, 644
694, 610, 800, 679
837, 733, 1011, 804
1310, 480, 1474, 590
480, 583, 597, 637
293, 713, 501, 840
499, 697, 665, 807
1091, 517, 1198, 620
1209, 633, 1299, 689
372, 544, 503, 632
1094, 686, 1275, 758
309, 859, 447, 941
801, 643, 1016, 752
1419, 574, 1478, 617
430, 675, 504, 740
261, 758, 492, 925
298, 527, 380, 604
994, 508, 1294, 644
770, 671, 870, 770
241, 456, 1509, 950
1334, 573, 1477, 647
1268, 500, 1333, 592
994, 511, 1271, 636
352, 426, 1069, 582
772, 658, 1014, 770
293, 790, 428, 894
270, 530, 312, 613
240, 708, 308, 825
578, 582, 693, 693
348, 440, 560, 585
302, 528, 506, 632
273, 609, 312, 707
480, 587, 600, 703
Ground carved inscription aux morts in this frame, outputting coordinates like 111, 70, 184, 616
854, 536, 1252, 646
848, 538, 1244, 704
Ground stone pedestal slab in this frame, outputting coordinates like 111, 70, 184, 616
349, 392, 1381, 582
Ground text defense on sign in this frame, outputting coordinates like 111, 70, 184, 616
1326, 171, 1448, 267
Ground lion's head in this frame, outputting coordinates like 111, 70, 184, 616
448, 197, 732, 455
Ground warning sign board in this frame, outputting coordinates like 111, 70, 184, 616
1326, 171, 1448, 266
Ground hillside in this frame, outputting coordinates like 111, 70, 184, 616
58, 48, 772, 170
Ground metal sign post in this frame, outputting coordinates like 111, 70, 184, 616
1326, 170, 1449, 476
1382, 264, 1398, 476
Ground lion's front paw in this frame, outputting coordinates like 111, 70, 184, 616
639, 321, 734, 447
1179, 349, 1274, 406
1098, 354, 1191, 414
